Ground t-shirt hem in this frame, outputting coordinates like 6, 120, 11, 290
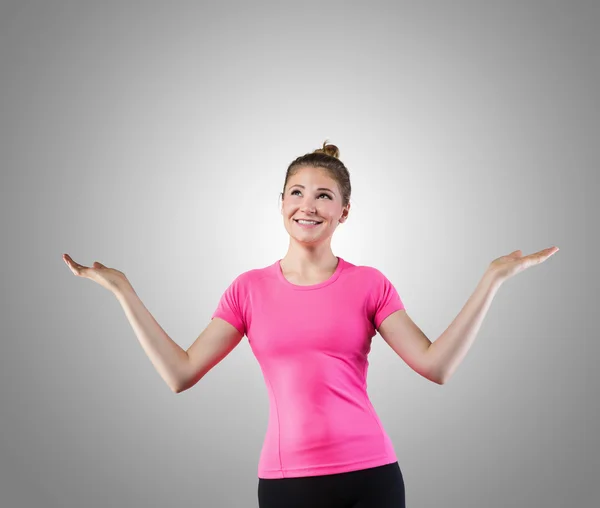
375, 304, 405, 330
211, 312, 245, 336
258, 454, 398, 479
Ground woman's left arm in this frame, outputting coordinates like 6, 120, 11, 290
429, 246, 559, 384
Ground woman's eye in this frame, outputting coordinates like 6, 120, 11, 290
291, 190, 331, 199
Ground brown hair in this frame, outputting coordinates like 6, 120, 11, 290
280, 139, 352, 208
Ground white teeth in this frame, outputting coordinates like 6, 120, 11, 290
297, 220, 320, 225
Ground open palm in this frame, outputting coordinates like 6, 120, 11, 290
63, 254, 131, 294
489, 246, 559, 283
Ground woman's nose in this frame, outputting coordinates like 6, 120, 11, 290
301, 197, 318, 210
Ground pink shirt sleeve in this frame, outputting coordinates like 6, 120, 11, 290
372, 269, 405, 330
211, 275, 247, 336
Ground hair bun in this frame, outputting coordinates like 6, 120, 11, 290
314, 139, 340, 159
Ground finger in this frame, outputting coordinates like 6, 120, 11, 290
529, 247, 558, 264
63, 254, 90, 275
537, 247, 558, 258
544, 247, 559, 259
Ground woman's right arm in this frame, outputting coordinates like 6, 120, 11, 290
64, 254, 242, 393
116, 287, 243, 393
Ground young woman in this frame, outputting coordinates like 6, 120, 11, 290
63, 140, 558, 508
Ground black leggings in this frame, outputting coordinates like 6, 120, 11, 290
257, 461, 405, 508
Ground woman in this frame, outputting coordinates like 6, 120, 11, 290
63, 140, 558, 507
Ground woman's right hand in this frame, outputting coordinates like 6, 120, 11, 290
63, 254, 132, 295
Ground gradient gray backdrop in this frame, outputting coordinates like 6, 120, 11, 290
1, 1, 597, 507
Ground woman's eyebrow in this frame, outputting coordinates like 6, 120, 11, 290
290, 184, 335, 195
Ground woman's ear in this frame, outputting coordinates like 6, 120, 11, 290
340, 206, 350, 222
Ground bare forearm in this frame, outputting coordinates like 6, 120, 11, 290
428, 270, 502, 384
115, 285, 189, 393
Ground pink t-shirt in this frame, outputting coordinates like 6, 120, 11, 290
211, 256, 405, 479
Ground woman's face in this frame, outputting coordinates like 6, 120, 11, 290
281, 165, 348, 244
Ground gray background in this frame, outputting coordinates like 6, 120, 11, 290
1, 1, 597, 507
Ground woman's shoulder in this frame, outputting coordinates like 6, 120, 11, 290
342, 258, 385, 278
233, 260, 277, 283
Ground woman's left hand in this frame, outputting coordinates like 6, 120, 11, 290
488, 246, 559, 284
